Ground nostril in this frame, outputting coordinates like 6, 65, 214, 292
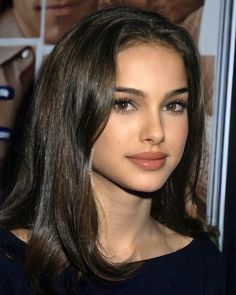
143, 130, 165, 145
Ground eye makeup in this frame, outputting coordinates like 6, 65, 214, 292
113, 98, 137, 114
162, 99, 188, 114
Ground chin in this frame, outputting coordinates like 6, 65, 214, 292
121, 178, 167, 194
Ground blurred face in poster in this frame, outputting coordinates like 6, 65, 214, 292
102, 0, 204, 23
13, 0, 98, 44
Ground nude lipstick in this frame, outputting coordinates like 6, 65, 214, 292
127, 152, 167, 171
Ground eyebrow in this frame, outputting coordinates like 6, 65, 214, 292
114, 86, 189, 98
114, 87, 145, 97
168, 87, 189, 97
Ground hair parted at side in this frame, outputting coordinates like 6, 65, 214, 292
0, 5, 211, 290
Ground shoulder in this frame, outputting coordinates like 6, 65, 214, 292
193, 238, 225, 294
0, 228, 26, 255
144, 237, 224, 267
191, 238, 224, 263
174, 237, 225, 270
177, 238, 225, 294
153, 223, 223, 265
0, 229, 34, 294
140, 238, 225, 295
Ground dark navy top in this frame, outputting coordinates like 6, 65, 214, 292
0, 229, 225, 294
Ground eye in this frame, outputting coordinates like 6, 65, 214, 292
163, 100, 188, 113
113, 98, 136, 114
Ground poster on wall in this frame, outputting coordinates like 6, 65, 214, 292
0, 0, 223, 226
0, 0, 100, 193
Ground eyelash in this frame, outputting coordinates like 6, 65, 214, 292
113, 98, 188, 114
163, 100, 188, 113
113, 98, 136, 114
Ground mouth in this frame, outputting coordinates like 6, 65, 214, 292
35, 2, 79, 16
46, 2, 78, 9
127, 152, 167, 171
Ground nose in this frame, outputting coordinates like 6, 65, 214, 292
139, 112, 165, 145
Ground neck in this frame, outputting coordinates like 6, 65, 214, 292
92, 172, 157, 262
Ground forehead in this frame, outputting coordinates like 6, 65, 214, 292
116, 43, 187, 90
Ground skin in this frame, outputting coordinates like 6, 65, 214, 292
92, 43, 191, 262
13, 0, 98, 44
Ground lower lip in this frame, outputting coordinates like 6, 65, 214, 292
128, 157, 166, 171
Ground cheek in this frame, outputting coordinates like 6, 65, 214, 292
166, 117, 188, 154
94, 117, 135, 149
176, 122, 188, 154
92, 120, 124, 165
176, 118, 188, 139
94, 125, 119, 150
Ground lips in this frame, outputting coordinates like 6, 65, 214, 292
127, 152, 167, 171
46, 2, 78, 9
35, 2, 79, 15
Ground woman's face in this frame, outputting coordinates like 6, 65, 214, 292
92, 43, 189, 193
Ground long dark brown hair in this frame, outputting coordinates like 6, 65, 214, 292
0, 5, 211, 292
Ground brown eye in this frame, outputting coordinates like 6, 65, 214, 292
165, 103, 182, 111
163, 100, 187, 113
113, 99, 136, 113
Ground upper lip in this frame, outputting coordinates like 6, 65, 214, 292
47, 3, 76, 8
127, 152, 167, 160
35, 2, 77, 9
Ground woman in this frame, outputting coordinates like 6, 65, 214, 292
0, 6, 224, 295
